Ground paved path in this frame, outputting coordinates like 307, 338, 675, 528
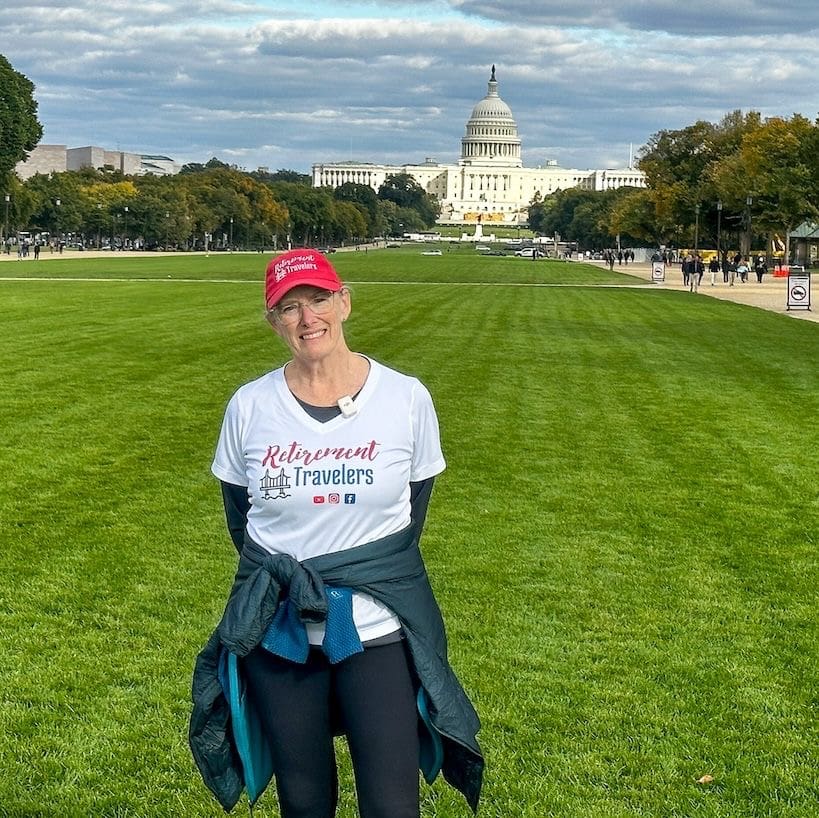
600, 261, 818, 324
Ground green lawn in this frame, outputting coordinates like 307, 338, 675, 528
0, 244, 641, 285
0, 251, 816, 817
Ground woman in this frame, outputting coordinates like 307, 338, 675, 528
190, 249, 483, 818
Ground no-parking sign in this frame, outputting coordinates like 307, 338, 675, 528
651, 261, 665, 282
787, 268, 811, 311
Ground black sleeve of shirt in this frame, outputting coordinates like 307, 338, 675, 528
220, 481, 251, 554
219, 476, 435, 554
410, 476, 435, 536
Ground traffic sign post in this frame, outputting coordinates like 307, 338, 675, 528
651, 260, 665, 282
786, 267, 811, 311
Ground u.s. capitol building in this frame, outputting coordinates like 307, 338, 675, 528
312, 66, 645, 226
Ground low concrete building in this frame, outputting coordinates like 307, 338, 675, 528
67, 146, 142, 175
15, 144, 69, 180
15, 145, 179, 179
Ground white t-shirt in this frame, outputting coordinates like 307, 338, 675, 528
212, 356, 446, 643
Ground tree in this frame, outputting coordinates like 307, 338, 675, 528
4, 174, 34, 236
179, 162, 209, 175
610, 188, 678, 248
0, 54, 43, 186
253, 168, 311, 185
328, 200, 368, 245
527, 191, 549, 234
711, 115, 818, 260
539, 189, 597, 245
270, 182, 333, 246
527, 187, 643, 250
376, 200, 425, 236
333, 182, 380, 238
637, 111, 764, 249
237, 175, 289, 248
179, 157, 234, 175
123, 175, 182, 248
24, 171, 90, 239
377, 173, 439, 227
182, 168, 259, 249
808, 117, 819, 200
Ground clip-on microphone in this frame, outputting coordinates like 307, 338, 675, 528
337, 395, 357, 418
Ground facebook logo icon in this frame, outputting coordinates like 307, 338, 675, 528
344, 494, 356, 504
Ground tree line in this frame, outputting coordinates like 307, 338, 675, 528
530, 111, 819, 260
4, 50, 818, 258
3, 158, 440, 250
1, 53, 439, 249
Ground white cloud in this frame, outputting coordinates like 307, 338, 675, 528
1, 1, 818, 173
450, 0, 819, 34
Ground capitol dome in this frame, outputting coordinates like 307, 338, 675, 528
460, 65, 522, 167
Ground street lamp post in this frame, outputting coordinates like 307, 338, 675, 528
55, 198, 62, 253
745, 195, 753, 261
229, 217, 234, 251
716, 200, 722, 284
692, 203, 701, 293
3, 194, 9, 246
124, 206, 129, 249
165, 211, 170, 250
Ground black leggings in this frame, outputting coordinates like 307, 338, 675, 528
243, 641, 420, 818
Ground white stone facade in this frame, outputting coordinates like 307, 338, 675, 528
14, 145, 68, 180
312, 67, 646, 226
66, 146, 142, 175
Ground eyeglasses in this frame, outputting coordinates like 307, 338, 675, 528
272, 291, 337, 324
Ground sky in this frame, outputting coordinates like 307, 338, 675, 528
2, 1, 819, 175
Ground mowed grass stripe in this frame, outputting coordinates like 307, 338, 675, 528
0, 247, 646, 285
1, 275, 652, 290
0, 257, 817, 817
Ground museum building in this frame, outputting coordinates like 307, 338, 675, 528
312, 67, 646, 226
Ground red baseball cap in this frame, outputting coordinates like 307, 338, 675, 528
265, 249, 342, 309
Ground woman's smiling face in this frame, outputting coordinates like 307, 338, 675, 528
268, 284, 351, 361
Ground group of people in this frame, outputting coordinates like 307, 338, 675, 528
681, 253, 706, 291
601, 248, 635, 269
3, 238, 62, 258
723, 253, 768, 285
681, 252, 768, 290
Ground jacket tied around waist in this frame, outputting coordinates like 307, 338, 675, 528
189, 524, 484, 813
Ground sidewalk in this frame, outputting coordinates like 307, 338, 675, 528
606, 261, 818, 324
